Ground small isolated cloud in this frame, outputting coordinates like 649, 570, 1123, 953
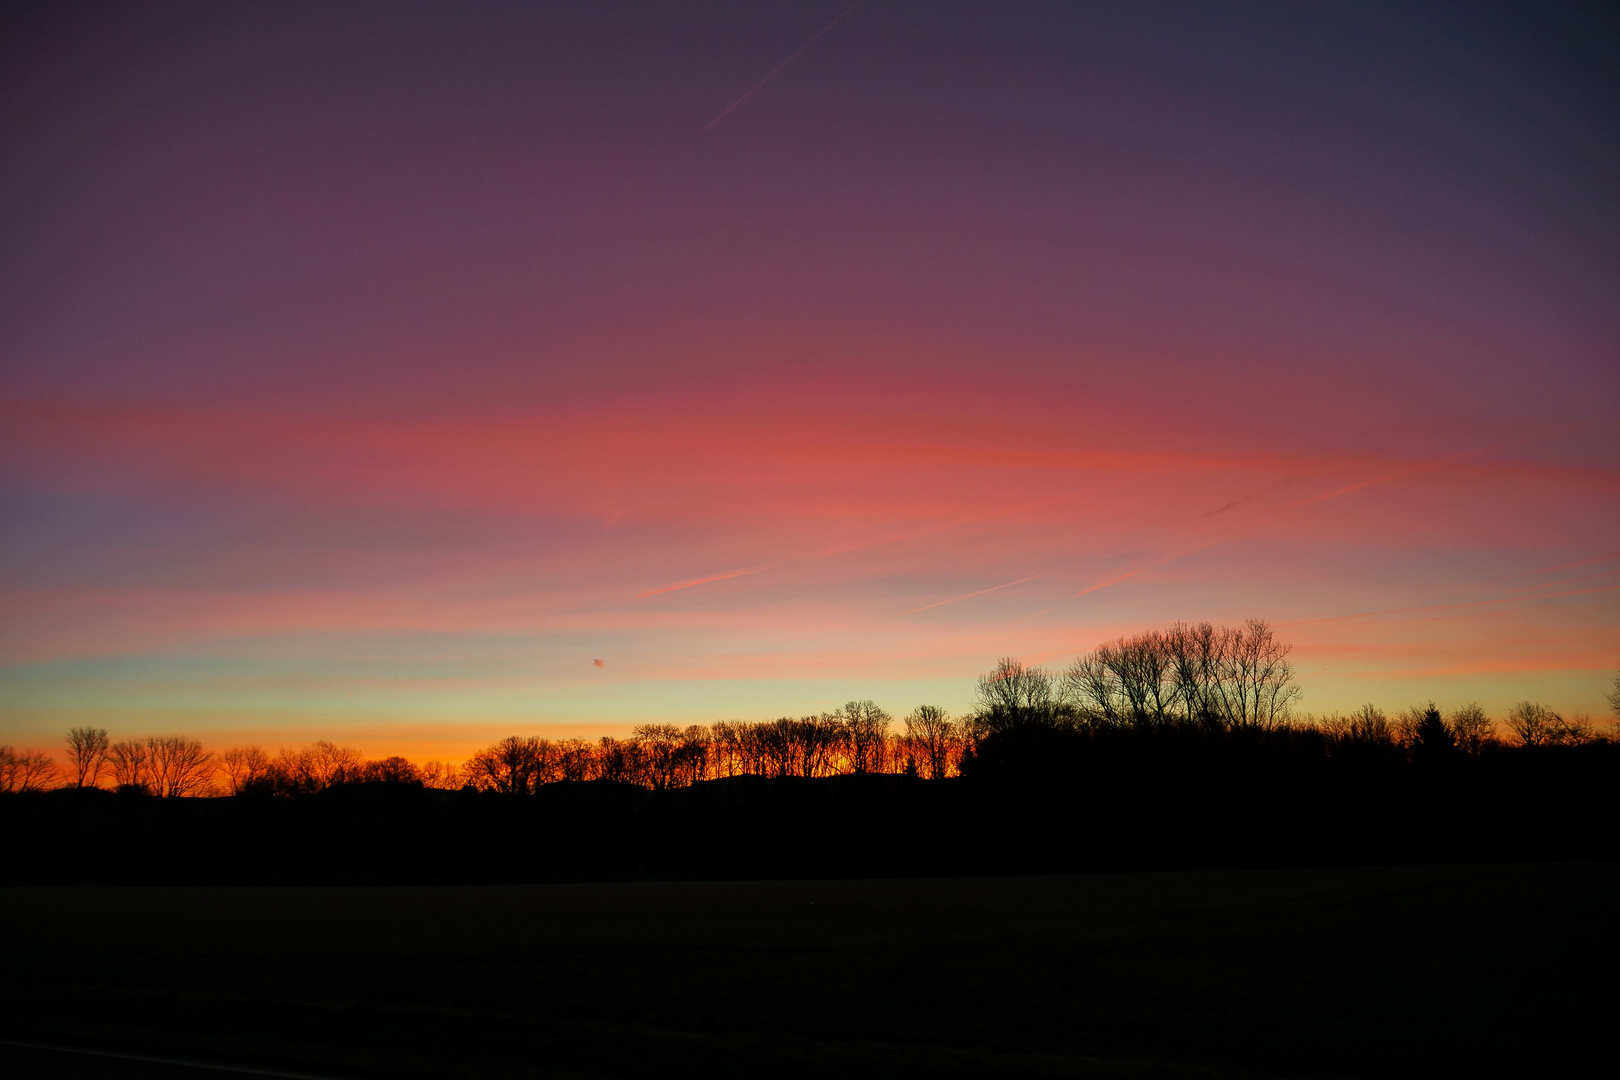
592, 658, 605, 668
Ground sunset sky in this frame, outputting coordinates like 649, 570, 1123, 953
3, 1, 1616, 760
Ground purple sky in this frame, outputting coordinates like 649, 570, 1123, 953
2, 1, 1616, 758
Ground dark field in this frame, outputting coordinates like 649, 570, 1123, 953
1, 862, 1610, 1079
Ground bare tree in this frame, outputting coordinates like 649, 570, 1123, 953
1550, 713, 1597, 746
977, 657, 1059, 732
594, 736, 648, 785
65, 727, 110, 789
1061, 620, 1298, 731
1447, 703, 1497, 756
1394, 705, 1428, 749
361, 756, 422, 784
678, 725, 712, 785
1220, 619, 1300, 729
464, 736, 544, 794
633, 724, 685, 789
1505, 702, 1560, 747
710, 721, 743, 778
0, 746, 58, 793
841, 701, 892, 773
903, 705, 957, 780
1061, 654, 1123, 727
1164, 621, 1225, 729
1317, 705, 1397, 749
555, 739, 594, 782
146, 736, 214, 797
753, 719, 796, 778
308, 740, 362, 787
419, 759, 463, 789
799, 714, 845, 777
1607, 671, 1620, 723
220, 746, 272, 794
1093, 631, 1175, 727
1501, 703, 1592, 747
275, 741, 364, 794
106, 739, 151, 792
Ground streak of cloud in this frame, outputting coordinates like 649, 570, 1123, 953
1501, 569, 1620, 595
1488, 550, 1620, 582
1289, 459, 1451, 508
898, 575, 1042, 616
1073, 542, 1220, 598
1289, 434, 1541, 510
636, 560, 788, 599
1201, 476, 1295, 518
699, 1, 863, 134
636, 495, 1072, 600
1282, 583, 1620, 626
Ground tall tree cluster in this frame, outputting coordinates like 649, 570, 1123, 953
4, 624, 1615, 796
1052, 618, 1301, 731
456, 702, 975, 795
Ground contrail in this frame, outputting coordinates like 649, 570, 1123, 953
1289, 432, 1539, 510
1201, 476, 1295, 518
636, 560, 787, 599
1486, 550, 1620, 583
1499, 569, 1620, 595
700, 1, 863, 133
897, 575, 1042, 616
1073, 542, 1219, 599
635, 495, 1070, 601
1279, 583, 1620, 627
1289, 459, 1449, 508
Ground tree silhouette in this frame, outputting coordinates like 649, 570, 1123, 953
1506, 702, 1560, 747
10, 619, 1610, 894
361, 756, 422, 784
418, 759, 463, 789
1, 746, 58, 792
632, 725, 684, 790
64, 727, 110, 789
1447, 703, 1497, 756
1409, 703, 1456, 766
677, 725, 712, 785
555, 739, 594, 782
903, 706, 957, 780
977, 657, 1060, 732
146, 736, 214, 797
1060, 620, 1299, 731
465, 736, 545, 794
841, 701, 893, 773
220, 746, 273, 794
275, 741, 364, 793
106, 739, 151, 793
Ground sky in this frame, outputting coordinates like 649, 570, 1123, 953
2, 1, 1617, 760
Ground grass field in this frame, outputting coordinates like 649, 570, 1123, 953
1, 862, 1611, 1078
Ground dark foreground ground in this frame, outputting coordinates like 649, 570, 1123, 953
1, 862, 1611, 1079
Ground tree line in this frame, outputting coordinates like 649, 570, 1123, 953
3, 619, 1617, 797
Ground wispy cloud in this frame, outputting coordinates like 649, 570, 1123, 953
1487, 550, 1620, 582
1201, 476, 1295, 517
699, 1, 863, 133
1288, 434, 1546, 509
1289, 460, 1450, 508
1282, 583, 1620, 626
636, 561, 787, 599
1074, 542, 1220, 598
898, 575, 1042, 616
635, 496, 1070, 600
